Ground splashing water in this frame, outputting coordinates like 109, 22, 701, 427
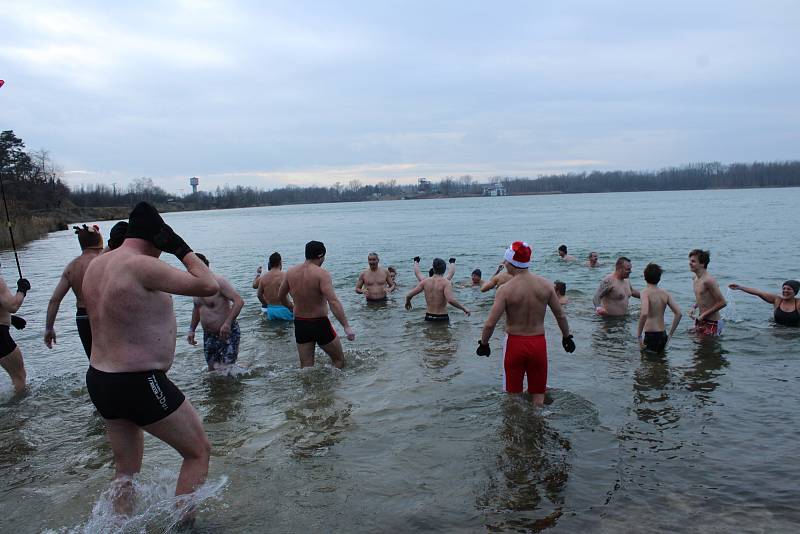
48, 472, 228, 534
721, 288, 740, 322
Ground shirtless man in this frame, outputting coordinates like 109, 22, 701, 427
278, 241, 355, 369
0, 270, 30, 394
187, 253, 244, 371
593, 257, 640, 316
470, 269, 483, 287
258, 252, 293, 320
557, 245, 576, 262
689, 249, 726, 336
356, 252, 395, 301
477, 242, 574, 407
405, 258, 470, 321
82, 202, 219, 517
586, 251, 600, 268
637, 263, 682, 353
413, 256, 456, 281
44, 224, 104, 358
481, 263, 513, 292
554, 280, 569, 305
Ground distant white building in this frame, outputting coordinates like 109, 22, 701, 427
483, 184, 507, 196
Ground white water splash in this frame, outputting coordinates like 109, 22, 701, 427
49, 472, 228, 534
721, 287, 740, 322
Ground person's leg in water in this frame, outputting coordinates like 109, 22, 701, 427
144, 400, 211, 520
320, 337, 346, 369
104, 418, 144, 516
0, 347, 27, 394
297, 342, 316, 368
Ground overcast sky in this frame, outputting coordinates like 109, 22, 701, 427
1, 1, 797, 193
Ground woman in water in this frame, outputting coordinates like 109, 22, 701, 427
728, 280, 800, 326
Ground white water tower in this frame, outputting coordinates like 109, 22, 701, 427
190, 176, 199, 194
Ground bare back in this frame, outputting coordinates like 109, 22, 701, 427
65, 251, 101, 307
421, 275, 452, 314
285, 263, 330, 317
83, 249, 177, 373
259, 269, 286, 305
501, 272, 559, 336
641, 287, 669, 331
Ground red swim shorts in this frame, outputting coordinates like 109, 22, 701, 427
503, 334, 547, 394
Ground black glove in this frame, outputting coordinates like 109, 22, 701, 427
448, 257, 456, 264
10, 315, 26, 330
17, 278, 31, 295
413, 256, 420, 263
476, 340, 491, 357
152, 224, 192, 260
562, 334, 576, 353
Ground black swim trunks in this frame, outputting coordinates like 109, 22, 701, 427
76, 307, 92, 358
424, 312, 450, 322
0, 325, 17, 358
86, 366, 185, 426
643, 331, 668, 353
294, 316, 337, 346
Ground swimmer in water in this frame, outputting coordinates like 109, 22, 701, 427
554, 280, 569, 305
278, 241, 355, 369
44, 224, 104, 358
387, 266, 398, 291
689, 249, 726, 336
557, 244, 576, 262
405, 258, 470, 322
413, 256, 456, 281
728, 280, 800, 327
471, 269, 483, 287
0, 265, 30, 394
636, 263, 683, 353
477, 241, 574, 407
187, 253, 245, 371
586, 251, 601, 268
480, 263, 513, 292
593, 257, 640, 316
258, 252, 294, 320
82, 202, 218, 518
356, 252, 395, 301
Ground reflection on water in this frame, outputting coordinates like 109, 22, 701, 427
682, 337, 729, 403
479, 396, 570, 532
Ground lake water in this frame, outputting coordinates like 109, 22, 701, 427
1, 188, 798, 533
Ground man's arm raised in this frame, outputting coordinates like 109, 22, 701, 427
320, 271, 355, 340
0, 278, 25, 313
728, 284, 779, 304
413, 258, 424, 282
44, 270, 71, 348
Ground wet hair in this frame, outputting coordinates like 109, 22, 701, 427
432, 258, 446, 275
615, 256, 631, 269
74, 224, 103, 250
368, 252, 379, 260
558, 245, 568, 254
554, 280, 566, 295
643, 263, 663, 284
195, 253, 209, 266
783, 280, 800, 295
305, 240, 326, 260
428, 268, 434, 277
108, 221, 128, 250
472, 269, 482, 278
387, 266, 396, 274
689, 249, 710, 267
268, 252, 281, 270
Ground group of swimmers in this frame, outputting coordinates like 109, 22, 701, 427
0, 201, 798, 521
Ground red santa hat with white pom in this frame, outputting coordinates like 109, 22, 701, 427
504, 241, 532, 268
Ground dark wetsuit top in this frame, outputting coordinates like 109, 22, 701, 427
774, 300, 800, 326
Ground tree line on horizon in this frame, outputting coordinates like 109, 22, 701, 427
3, 129, 800, 213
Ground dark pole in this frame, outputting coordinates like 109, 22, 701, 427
0, 164, 23, 279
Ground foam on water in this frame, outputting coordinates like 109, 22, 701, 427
47, 473, 228, 534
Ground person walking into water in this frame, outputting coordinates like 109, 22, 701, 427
405, 258, 470, 321
82, 202, 219, 518
689, 249, 726, 336
258, 252, 294, 320
477, 242, 574, 407
356, 252, 395, 301
278, 241, 355, 369
44, 224, 103, 358
593, 257, 640, 316
187, 253, 245, 371
0, 267, 30, 394
636, 263, 683, 353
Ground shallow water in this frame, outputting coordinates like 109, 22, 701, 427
1, 188, 799, 532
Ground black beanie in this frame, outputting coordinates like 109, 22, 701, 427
126, 202, 164, 243
108, 221, 128, 250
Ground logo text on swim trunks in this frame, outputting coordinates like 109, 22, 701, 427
148, 374, 169, 411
